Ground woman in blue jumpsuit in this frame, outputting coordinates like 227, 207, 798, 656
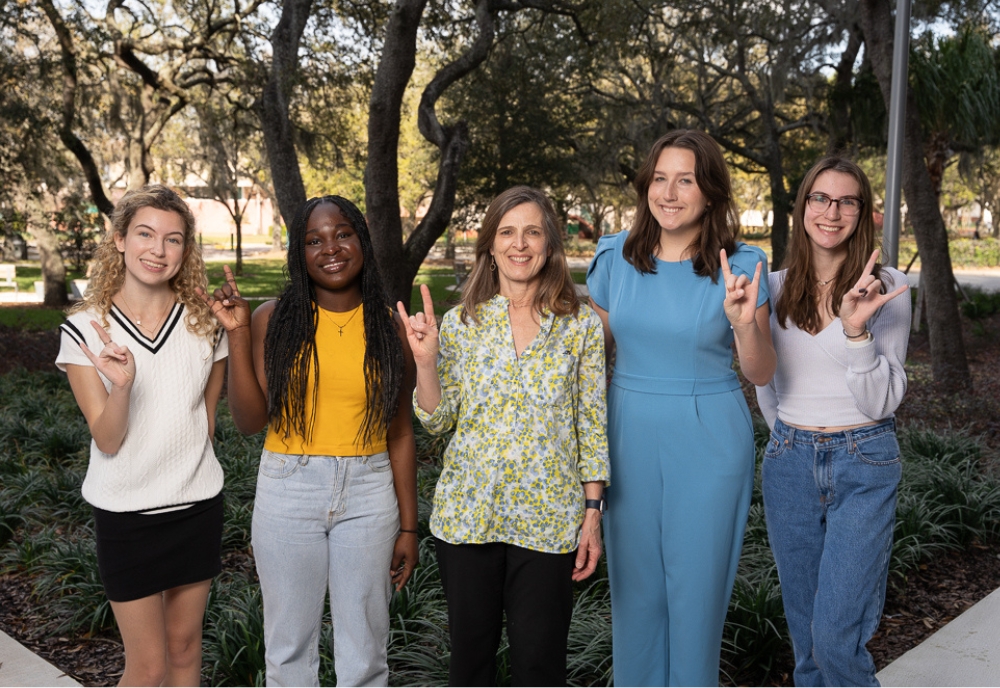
587, 129, 776, 686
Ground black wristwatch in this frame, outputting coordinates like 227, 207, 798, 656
585, 497, 606, 514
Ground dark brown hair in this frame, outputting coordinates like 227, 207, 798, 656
460, 186, 580, 325
775, 156, 886, 333
624, 129, 739, 280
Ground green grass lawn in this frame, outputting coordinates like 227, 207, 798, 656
3, 265, 88, 293
0, 307, 66, 330
205, 259, 289, 299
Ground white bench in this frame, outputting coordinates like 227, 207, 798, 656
71, 279, 90, 300
0, 264, 18, 294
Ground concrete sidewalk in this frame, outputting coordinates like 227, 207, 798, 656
907, 266, 1000, 294
877, 585, 1000, 686
0, 630, 80, 686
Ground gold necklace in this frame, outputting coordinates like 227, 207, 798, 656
320, 304, 361, 336
817, 277, 836, 286
118, 292, 174, 335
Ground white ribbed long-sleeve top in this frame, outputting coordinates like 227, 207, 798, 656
755, 267, 911, 430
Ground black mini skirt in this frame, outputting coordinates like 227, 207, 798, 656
92, 492, 224, 602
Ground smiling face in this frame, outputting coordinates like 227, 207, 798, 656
113, 206, 187, 287
490, 202, 550, 296
803, 170, 862, 257
646, 146, 708, 244
303, 202, 364, 306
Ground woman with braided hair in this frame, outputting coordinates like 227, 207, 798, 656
203, 195, 418, 687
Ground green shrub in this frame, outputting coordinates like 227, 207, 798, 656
2, 368, 999, 687
203, 577, 267, 687
960, 287, 1000, 320
32, 529, 115, 635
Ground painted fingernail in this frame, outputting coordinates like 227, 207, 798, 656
858, 288, 868, 295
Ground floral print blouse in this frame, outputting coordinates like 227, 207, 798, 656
415, 294, 610, 554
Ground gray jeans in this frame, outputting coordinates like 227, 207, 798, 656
252, 449, 399, 687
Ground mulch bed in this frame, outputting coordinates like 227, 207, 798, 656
0, 321, 62, 376
0, 573, 124, 686
2, 304, 1000, 686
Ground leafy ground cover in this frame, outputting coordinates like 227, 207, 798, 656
1, 285, 999, 687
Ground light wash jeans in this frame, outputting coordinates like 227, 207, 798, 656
252, 449, 399, 687
763, 418, 901, 687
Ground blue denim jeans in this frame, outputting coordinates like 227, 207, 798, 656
762, 418, 901, 687
252, 449, 399, 687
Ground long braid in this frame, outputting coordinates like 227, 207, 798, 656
264, 198, 320, 440
263, 196, 404, 446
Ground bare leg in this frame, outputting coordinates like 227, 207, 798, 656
110, 594, 167, 687
109, 579, 212, 687
162, 579, 212, 687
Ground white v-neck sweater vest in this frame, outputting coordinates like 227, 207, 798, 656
56, 304, 229, 512
755, 268, 911, 429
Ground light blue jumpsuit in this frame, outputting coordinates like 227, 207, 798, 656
587, 231, 768, 686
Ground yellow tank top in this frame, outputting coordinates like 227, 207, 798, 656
264, 304, 387, 456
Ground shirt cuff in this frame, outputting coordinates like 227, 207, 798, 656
412, 388, 452, 432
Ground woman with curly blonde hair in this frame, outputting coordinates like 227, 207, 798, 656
56, 184, 228, 686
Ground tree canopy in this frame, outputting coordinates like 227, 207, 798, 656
5, 0, 1000, 386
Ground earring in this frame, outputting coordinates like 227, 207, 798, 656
490, 256, 496, 271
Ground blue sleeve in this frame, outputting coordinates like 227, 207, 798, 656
730, 243, 770, 308
586, 232, 625, 311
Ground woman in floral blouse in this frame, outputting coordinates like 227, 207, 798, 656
397, 186, 610, 687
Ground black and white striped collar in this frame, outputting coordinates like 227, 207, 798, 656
108, 302, 184, 353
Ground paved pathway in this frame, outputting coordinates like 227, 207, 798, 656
906, 267, 1000, 294
877, 585, 1000, 686
0, 630, 80, 686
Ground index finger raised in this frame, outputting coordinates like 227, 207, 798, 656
395, 300, 416, 337
862, 249, 879, 278
223, 265, 240, 296
719, 248, 733, 281
89, 320, 112, 345
420, 284, 436, 322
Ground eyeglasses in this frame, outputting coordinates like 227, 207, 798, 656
806, 193, 864, 217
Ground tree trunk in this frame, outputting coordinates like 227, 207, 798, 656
272, 199, 284, 251
38, 0, 115, 217
763, 121, 791, 269
31, 220, 68, 308
365, 0, 429, 307
258, 0, 312, 226
234, 210, 244, 276
827, 24, 863, 156
767, 163, 791, 270
858, 0, 970, 390
367, 0, 505, 308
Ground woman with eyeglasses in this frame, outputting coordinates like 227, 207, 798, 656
756, 157, 911, 686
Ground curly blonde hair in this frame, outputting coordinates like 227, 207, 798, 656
73, 185, 218, 342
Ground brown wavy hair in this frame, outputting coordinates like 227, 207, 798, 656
624, 129, 739, 280
73, 184, 217, 341
460, 186, 580, 325
775, 156, 887, 334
